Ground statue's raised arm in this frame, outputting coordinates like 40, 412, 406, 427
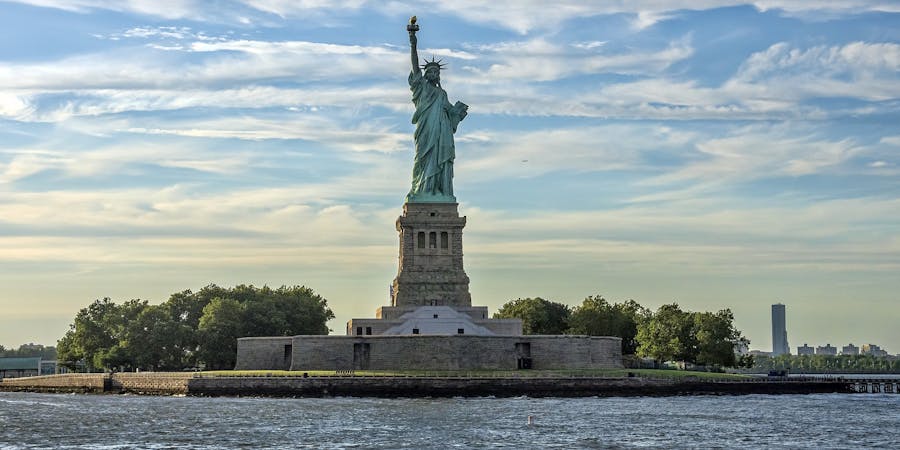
408, 16, 420, 74
404, 16, 468, 204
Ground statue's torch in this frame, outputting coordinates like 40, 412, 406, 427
407, 16, 419, 34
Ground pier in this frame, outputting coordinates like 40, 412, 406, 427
848, 379, 900, 394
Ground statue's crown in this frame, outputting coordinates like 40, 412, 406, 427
421, 56, 446, 71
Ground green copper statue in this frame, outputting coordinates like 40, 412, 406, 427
406, 16, 468, 203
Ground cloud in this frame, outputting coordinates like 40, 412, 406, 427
3, 85, 413, 123
240, 0, 367, 18
119, 26, 194, 40
9, 1, 899, 32
3, 178, 898, 275
404, 1, 900, 33
729, 41, 900, 101
0, 142, 253, 183
631, 11, 676, 30
751, 0, 900, 16
457, 124, 696, 182
8, 0, 201, 18
466, 192, 900, 268
0, 93, 34, 119
0, 150, 70, 183
642, 124, 863, 191
592, 41, 900, 119
464, 36, 693, 82
3, 14, 895, 125
0, 40, 407, 92
0, 31, 688, 123
121, 115, 409, 151
880, 136, 900, 146
457, 121, 894, 203
452, 41, 899, 121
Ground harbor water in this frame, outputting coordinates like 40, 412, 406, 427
2, 392, 898, 449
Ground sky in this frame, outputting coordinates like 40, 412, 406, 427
1, 1, 898, 354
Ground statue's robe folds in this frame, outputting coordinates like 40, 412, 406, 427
407, 70, 465, 202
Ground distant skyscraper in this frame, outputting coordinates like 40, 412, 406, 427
772, 303, 790, 355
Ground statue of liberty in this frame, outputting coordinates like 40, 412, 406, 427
406, 16, 468, 203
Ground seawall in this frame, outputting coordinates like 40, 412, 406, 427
187, 376, 853, 397
0, 373, 193, 395
1, 373, 856, 397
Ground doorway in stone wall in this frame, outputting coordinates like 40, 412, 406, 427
283, 344, 292, 370
515, 342, 532, 369
353, 343, 371, 370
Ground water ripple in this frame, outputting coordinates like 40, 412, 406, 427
1, 392, 898, 449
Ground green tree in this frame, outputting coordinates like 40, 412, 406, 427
493, 297, 571, 334
57, 298, 126, 371
636, 303, 748, 368
197, 285, 335, 369
636, 303, 695, 363
89, 299, 153, 371
163, 284, 231, 367
693, 309, 747, 367
57, 284, 334, 372
736, 353, 755, 369
56, 333, 79, 370
123, 304, 192, 371
197, 297, 245, 370
166, 284, 230, 329
568, 296, 648, 354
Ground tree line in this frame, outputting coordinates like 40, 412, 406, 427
55, 285, 747, 371
0, 343, 57, 360
752, 354, 900, 373
56, 284, 334, 372
493, 296, 751, 368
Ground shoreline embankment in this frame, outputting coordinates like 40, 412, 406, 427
0, 373, 863, 397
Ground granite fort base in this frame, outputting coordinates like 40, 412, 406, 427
236, 335, 622, 371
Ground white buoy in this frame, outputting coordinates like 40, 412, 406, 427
527, 415, 534, 426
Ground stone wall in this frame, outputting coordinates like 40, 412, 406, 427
109, 373, 193, 394
0, 374, 107, 393
187, 377, 855, 398
2, 373, 856, 397
188, 376, 643, 397
475, 318, 525, 336
0, 372, 193, 394
235, 335, 623, 371
234, 336, 294, 371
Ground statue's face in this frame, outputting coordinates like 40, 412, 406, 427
425, 66, 440, 83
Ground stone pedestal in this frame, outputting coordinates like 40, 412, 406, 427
391, 202, 471, 308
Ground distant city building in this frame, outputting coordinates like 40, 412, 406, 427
816, 344, 837, 356
797, 344, 815, 355
861, 344, 888, 357
841, 344, 860, 356
749, 350, 772, 357
771, 303, 790, 355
